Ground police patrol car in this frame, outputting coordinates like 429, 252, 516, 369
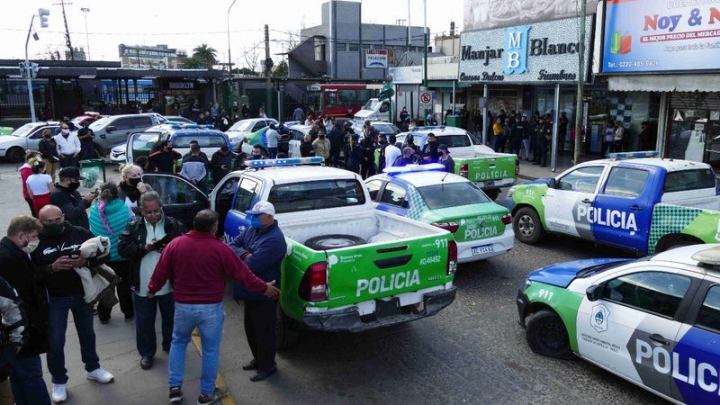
503, 151, 720, 255
365, 164, 513, 263
517, 243, 720, 405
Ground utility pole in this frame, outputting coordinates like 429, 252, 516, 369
423, 0, 428, 88
53, 0, 74, 60
227, 0, 237, 111
81, 7, 90, 60
25, 9, 49, 122
264, 25, 274, 118
574, 0, 587, 164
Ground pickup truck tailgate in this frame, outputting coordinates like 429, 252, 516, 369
456, 154, 518, 184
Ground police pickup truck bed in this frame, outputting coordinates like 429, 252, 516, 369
142, 157, 458, 349
504, 151, 720, 255
396, 126, 518, 200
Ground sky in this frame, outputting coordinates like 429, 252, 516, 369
2, 0, 463, 69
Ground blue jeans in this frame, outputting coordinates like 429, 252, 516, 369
133, 292, 174, 358
168, 302, 224, 396
10, 355, 51, 405
156, 176, 178, 204
268, 147, 278, 159
47, 294, 100, 384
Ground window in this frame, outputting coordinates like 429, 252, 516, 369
664, 169, 716, 193
314, 44, 326, 62
112, 118, 134, 131
365, 179, 384, 201
602, 271, 691, 318
337, 43, 348, 51
268, 179, 366, 213
417, 182, 490, 210
696, 286, 720, 333
380, 182, 407, 208
172, 135, 226, 148
349, 43, 359, 52
439, 135, 472, 148
133, 116, 153, 128
362, 44, 371, 50
558, 166, 605, 193
233, 178, 259, 212
340, 90, 357, 105
603, 167, 649, 198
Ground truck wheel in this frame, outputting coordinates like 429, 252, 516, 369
526, 309, 574, 360
7, 147, 25, 163
484, 189, 500, 201
656, 235, 702, 252
513, 207, 545, 244
305, 234, 366, 250
276, 306, 300, 351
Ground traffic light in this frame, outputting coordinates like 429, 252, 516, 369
30, 63, 40, 78
38, 8, 49, 28
18, 62, 26, 78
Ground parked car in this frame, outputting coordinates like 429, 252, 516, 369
70, 112, 108, 128
125, 123, 231, 165
0, 121, 60, 162
518, 243, 720, 405
351, 120, 400, 142
89, 113, 166, 156
162, 115, 195, 124
224, 118, 278, 151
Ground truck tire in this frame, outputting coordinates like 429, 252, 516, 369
526, 309, 575, 360
7, 147, 25, 163
305, 234, 366, 250
276, 306, 300, 351
513, 207, 545, 244
656, 235, 703, 252
484, 189, 500, 201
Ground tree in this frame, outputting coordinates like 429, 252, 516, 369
235, 67, 260, 76
272, 60, 288, 78
187, 44, 218, 69
243, 44, 261, 74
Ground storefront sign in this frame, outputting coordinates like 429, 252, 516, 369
459, 15, 593, 83
168, 82, 195, 90
603, 0, 720, 73
389, 66, 422, 84
463, 0, 598, 32
365, 50, 388, 69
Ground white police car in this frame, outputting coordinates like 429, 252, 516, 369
517, 243, 720, 405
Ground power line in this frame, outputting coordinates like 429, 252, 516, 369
0, 27, 260, 36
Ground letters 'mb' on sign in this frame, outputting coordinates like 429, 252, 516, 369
504, 26, 530, 75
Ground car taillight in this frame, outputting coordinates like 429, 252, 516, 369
460, 163, 469, 178
502, 213, 512, 225
298, 262, 328, 302
432, 222, 459, 233
515, 159, 520, 176
447, 240, 458, 275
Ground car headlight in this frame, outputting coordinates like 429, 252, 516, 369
521, 279, 532, 292
506, 186, 516, 198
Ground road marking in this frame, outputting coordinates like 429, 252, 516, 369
191, 328, 236, 405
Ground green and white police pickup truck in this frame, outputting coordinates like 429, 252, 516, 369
396, 126, 519, 200
503, 151, 720, 256
142, 157, 458, 348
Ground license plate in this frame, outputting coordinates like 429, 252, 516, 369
472, 244, 494, 255
376, 297, 400, 318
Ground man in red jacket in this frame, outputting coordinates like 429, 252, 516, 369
148, 209, 279, 405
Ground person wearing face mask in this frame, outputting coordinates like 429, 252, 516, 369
251, 145, 267, 160
49, 167, 96, 229
118, 192, 186, 371
118, 163, 153, 217
77, 121, 96, 160
37, 129, 59, 179
53, 125, 81, 169
421, 133, 440, 163
149, 141, 182, 203
0, 216, 51, 405
229, 202, 286, 383
89, 182, 133, 324
31, 205, 114, 403
265, 124, 281, 159
210, 144, 235, 187
311, 129, 330, 162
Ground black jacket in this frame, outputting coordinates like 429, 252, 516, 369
37, 138, 59, 161
117, 215, 186, 290
328, 127, 345, 151
31, 222, 108, 297
50, 185, 91, 229
0, 238, 48, 358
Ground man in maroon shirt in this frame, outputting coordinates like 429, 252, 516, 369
148, 209, 279, 405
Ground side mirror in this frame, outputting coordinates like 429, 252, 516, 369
106, 126, 115, 133
547, 178, 557, 189
586, 284, 604, 302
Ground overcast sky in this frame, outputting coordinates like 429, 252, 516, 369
2, 0, 463, 69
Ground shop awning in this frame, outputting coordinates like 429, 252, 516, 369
608, 74, 720, 92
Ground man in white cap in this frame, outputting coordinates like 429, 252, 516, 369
229, 201, 287, 382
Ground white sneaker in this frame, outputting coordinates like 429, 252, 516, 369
51, 383, 67, 403
86, 367, 114, 384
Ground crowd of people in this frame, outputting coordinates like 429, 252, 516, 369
4, 152, 284, 404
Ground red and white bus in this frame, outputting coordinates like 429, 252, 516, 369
308, 83, 383, 118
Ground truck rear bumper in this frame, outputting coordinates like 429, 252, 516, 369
302, 286, 457, 332
475, 178, 515, 189
456, 228, 514, 263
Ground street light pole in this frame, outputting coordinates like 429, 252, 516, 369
227, 0, 237, 110
81, 7, 90, 60
423, 0, 428, 88
573, 0, 587, 164
25, 15, 37, 122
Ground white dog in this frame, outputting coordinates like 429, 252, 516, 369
76, 236, 120, 307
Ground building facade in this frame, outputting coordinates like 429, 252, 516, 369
118, 44, 185, 69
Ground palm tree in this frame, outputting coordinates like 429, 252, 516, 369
191, 44, 218, 69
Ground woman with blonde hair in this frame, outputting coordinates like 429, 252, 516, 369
117, 163, 152, 217
89, 181, 133, 323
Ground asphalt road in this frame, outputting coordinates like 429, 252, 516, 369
0, 161, 669, 405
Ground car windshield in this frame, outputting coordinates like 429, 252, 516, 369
362, 99, 379, 110
374, 123, 399, 134
172, 135, 226, 148
89, 117, 112, 131
268, 179, 366, 213
228, 120, 254, 132
11, 123, 35, 137
416, 182, 490, 210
